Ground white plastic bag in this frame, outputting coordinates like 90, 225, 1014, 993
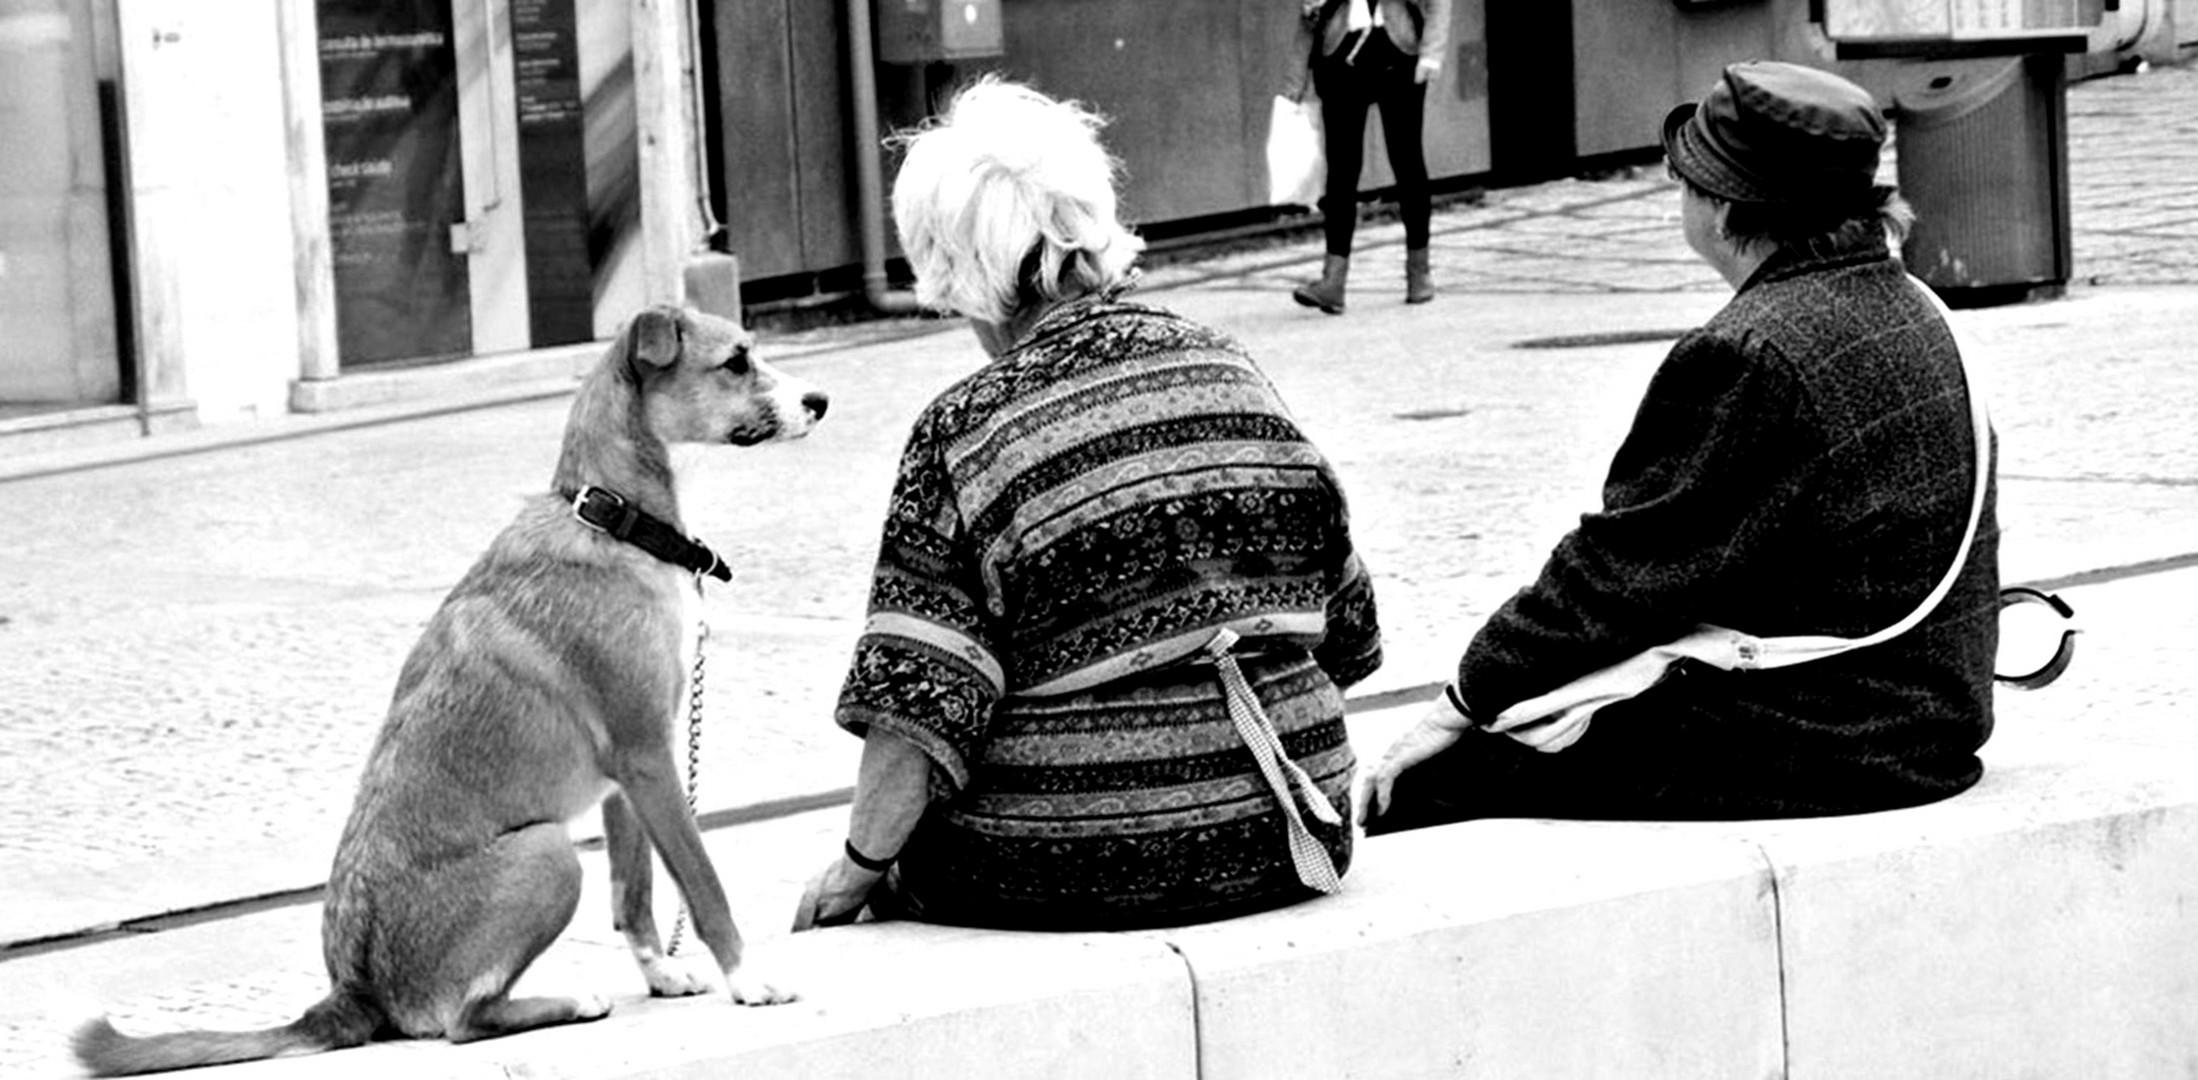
1265, 92, 1325, 208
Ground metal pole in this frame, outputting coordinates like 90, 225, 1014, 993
844, 0, 920, 313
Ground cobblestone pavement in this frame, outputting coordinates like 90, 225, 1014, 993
1, 58, 2194, 1077
2062, 58, 2198, 285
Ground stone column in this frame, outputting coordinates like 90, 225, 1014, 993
633, 0, 740, 320
276, 1, 340, 383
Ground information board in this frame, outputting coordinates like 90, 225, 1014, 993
511, 0, 593, 348
318, 0, 471, 366
1822, 0, 2101, 41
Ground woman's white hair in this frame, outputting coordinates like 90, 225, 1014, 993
890, 76, 1145, 324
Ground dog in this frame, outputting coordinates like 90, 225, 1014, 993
73, 306, 827, 1075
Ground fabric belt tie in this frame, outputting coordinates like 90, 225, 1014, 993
1202, 628, 1342, 894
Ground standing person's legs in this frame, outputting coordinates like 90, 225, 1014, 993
1314, 58, 1369, 258
1372, 63, 1435, 302
1294, 56, 1366, 314
1373, 68, 1431, 250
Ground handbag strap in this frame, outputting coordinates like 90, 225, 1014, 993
1725, 274, 1991, 670
1481, 275, 1997, 742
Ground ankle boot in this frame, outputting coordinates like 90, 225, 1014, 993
1405, 247, 1434, 304
1292, 255, 1350, 315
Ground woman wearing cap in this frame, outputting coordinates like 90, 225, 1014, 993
1360, 61, 1999, 828
790, 77, 1382, 930
1290, 0, 1449, 314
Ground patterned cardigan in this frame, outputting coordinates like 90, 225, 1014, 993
836, 295, 1381, 927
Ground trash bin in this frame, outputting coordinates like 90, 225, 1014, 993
1889, 54, 2073, 306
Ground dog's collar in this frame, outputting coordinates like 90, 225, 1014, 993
561, 485, 731, 583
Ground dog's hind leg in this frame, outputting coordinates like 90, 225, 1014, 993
449, 991, 611, 1045
604, 791, 713, 997
406, 822, 613, 1043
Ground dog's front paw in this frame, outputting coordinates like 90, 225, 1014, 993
638, 953, 717, 998
573, 993, 615, 1021
725, 965, 797, 1007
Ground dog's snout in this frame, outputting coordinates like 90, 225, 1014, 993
802, 391, 829, 421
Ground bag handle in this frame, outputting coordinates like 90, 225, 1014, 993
1723, 274, 1991, 670
1486, 275, 2011, 751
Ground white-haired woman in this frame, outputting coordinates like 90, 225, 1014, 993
792, 78, 1383, 931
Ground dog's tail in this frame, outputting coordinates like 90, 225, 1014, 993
71, 990, 378, 1077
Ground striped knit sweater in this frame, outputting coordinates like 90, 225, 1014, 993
836, 294, 1381, 929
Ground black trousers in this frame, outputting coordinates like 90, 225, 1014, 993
1362, 692, 1978, 835
1364, 720, 1749, 834
1313, 29, 1431, 258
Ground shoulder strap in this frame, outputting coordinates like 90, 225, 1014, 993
1484, 275, 1996, 743
1729, 274, 1990, 670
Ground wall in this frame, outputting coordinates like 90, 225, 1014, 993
713, 0, 858, 282
193, 7, 315, 421
104, 0, 298, 425
581, 1, 646, 340
1001, 0, 1490, 220
1572, 0, 1783, 159
712, 0, 1493, 290
0, 0, 122, 406
1543, 0, 2174, 167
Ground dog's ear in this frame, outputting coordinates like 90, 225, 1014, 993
625, 307, 683, 374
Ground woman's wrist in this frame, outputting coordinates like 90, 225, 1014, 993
1438, 682, 1477, 729
842, 837, 898, 875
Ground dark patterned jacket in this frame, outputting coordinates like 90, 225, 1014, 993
838, 295, 1381, 927
1457, 237, 1998, 811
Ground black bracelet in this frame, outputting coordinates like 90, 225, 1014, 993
844, 838, 898, 873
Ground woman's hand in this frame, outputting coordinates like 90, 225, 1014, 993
1355, 696, 1474, 825
791, 728, 933, 931
1414, 57, 1441, 84
791, 856, 884, 932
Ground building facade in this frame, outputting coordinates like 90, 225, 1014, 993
1, 0, 2188, 452
1, 0, 715, 449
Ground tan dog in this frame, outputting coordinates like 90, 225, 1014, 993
74, 307, 826, 1075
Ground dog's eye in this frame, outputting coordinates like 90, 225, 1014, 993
721, 349, 751, 376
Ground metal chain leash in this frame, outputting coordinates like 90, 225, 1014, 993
664, 612, 708, 957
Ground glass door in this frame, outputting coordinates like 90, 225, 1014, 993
316, 0, 639, 370
317, 0, 474, 367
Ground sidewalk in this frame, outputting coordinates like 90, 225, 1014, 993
2, 59, 2194, 1077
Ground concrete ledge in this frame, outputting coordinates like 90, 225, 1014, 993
1730, 725, 2198, 1079
98, 713, 2198, 1079
206, 925, 1195, 1079
1150, 822, 1784, 1080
